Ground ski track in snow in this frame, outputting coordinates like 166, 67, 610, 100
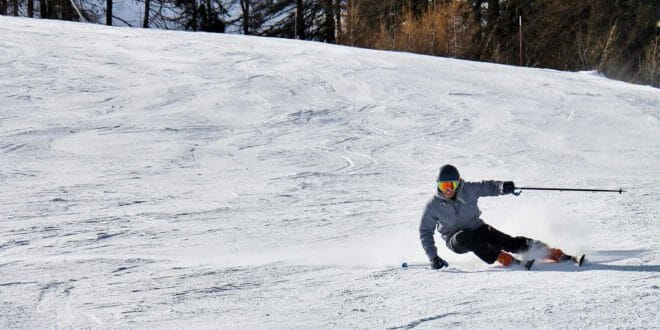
1, 16, 659, 328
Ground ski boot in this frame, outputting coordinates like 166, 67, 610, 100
497, 251, 534, 270
546, 248, 586, 266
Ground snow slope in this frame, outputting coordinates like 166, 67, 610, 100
0, 16, 659, 328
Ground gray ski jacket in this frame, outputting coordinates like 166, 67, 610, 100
419, 180, 504, 261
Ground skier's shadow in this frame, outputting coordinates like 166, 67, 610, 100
532, 262, 660, 273
534, 249, 659, 273
579, 263, 660, 273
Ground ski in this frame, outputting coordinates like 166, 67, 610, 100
512, 258, 534, 270
560, 254, 586, 266
401, 262, 433, 269
402, 260, 534, 271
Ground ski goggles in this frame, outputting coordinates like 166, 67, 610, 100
438, 180, 459, 191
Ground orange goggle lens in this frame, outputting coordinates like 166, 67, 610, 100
438, 181, 459, 190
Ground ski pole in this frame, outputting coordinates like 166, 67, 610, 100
512, 186, 624, 196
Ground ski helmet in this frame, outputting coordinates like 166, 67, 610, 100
437, 164, 460, 182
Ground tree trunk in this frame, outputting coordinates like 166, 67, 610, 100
296, 0, 304, 39
61, 0, 73, 20
191, 0, 198, 31
12, 0, 18, 16
334, 0, 341, 43
39, 0, 47, 18
205, 0, 211, 24
0, 0, 7, 16
487, 0, 499, 26
471, 0, 483, 24
143, 0, 150, 27
410, 0, 426, 18
240, 0, 249, 35
323, 0, 335, 43
28, 0, 34, 17
106, 0, 112, 25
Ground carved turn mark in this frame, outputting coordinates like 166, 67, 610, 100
0, 143, 28, 153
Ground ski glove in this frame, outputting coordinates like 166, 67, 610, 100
502, 181, 515, 194
431, 256, 449, 270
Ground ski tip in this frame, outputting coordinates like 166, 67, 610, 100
401, 262, 408, 268
524, 259, 535, 271
577, 254, 586, 267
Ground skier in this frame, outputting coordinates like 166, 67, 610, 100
419, 164, 570, 270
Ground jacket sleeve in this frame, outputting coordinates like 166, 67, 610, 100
419, 204, 438, 261
468, 180, 503, 197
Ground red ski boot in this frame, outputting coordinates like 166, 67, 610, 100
546, 248, 586, 266
497, 251, 534, 270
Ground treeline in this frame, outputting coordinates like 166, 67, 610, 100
343, 0, 658, 87
2, 0, 657, 86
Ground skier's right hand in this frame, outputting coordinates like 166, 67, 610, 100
502, 181, 516, 194
431, 256, 449, 270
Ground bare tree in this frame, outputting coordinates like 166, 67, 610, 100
295, 0, 304, 39
322, 0, 335, 42
106, 0, 112, 25
28, 0, 34, 17
39, 0, 47, 18
144, 0, 151, 27
240, 0, 249, 34
334, 0, 341, 43
642, 36, 659, 86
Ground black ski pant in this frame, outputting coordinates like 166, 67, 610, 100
448, 224, 531, 264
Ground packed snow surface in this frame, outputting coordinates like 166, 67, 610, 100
1, 16, 659, 328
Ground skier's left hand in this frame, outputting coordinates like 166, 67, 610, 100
502, 181, 515, 194
431, 256, 449, 270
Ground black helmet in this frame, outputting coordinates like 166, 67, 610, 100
437, 164, 460, 182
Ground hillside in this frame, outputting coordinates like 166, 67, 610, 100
0, 16, 659, 328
